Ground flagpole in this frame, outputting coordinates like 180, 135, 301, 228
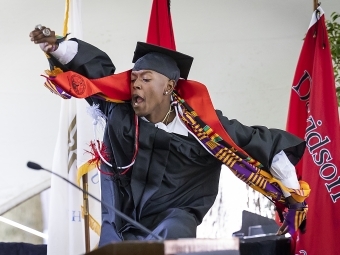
313, 0, 319, 10
65, 0, 91, 251
82, 174, 90, 253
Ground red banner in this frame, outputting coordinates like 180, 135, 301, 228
146, 0, 176, 50
286, 8, 340, 255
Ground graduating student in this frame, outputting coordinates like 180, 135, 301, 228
29, 25, 309, 246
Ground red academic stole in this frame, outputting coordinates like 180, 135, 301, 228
46, 69, 250, 157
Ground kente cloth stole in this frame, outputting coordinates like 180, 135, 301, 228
172, 92, 310, 205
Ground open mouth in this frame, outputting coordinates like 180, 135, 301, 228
132, 94, 145, 106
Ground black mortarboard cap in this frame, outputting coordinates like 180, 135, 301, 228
132, 42, 193, 80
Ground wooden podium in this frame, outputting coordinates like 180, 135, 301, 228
86, 238, 240, 255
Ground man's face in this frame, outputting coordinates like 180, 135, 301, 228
130, 70, 170, 118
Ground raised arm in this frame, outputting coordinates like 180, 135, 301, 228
29, 25, 117, 112
29, 25, 116, 78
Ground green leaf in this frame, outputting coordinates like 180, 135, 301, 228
326, 12, 340, 105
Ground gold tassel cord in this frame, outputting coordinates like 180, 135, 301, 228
63, 0, 70, 36
77, 161, 102, 235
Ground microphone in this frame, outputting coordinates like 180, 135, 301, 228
27, 161, 43, 170
27, 161, 162, 240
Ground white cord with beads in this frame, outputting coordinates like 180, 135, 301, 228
87, 104, 112, 167
87, 104, 135, 169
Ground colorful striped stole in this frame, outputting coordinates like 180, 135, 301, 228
172, 92, 310, 205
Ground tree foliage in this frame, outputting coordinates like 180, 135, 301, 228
326, 12, 340, 105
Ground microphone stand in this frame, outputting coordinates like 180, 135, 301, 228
27, 161, 163, 242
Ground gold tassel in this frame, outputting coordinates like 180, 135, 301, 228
44, 67, 64, 77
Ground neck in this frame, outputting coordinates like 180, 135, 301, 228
160, 105, 174, 125
145, 103, 175, 124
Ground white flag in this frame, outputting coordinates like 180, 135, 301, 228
47, 0, 101, 254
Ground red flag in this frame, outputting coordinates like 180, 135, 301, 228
286, 7, 340, 255
146, 0, 176, 50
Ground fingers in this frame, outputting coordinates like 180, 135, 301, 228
29, 25, 57, 46
29, 26, 46, 42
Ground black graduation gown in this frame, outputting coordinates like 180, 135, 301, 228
46, 39, 305, 246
